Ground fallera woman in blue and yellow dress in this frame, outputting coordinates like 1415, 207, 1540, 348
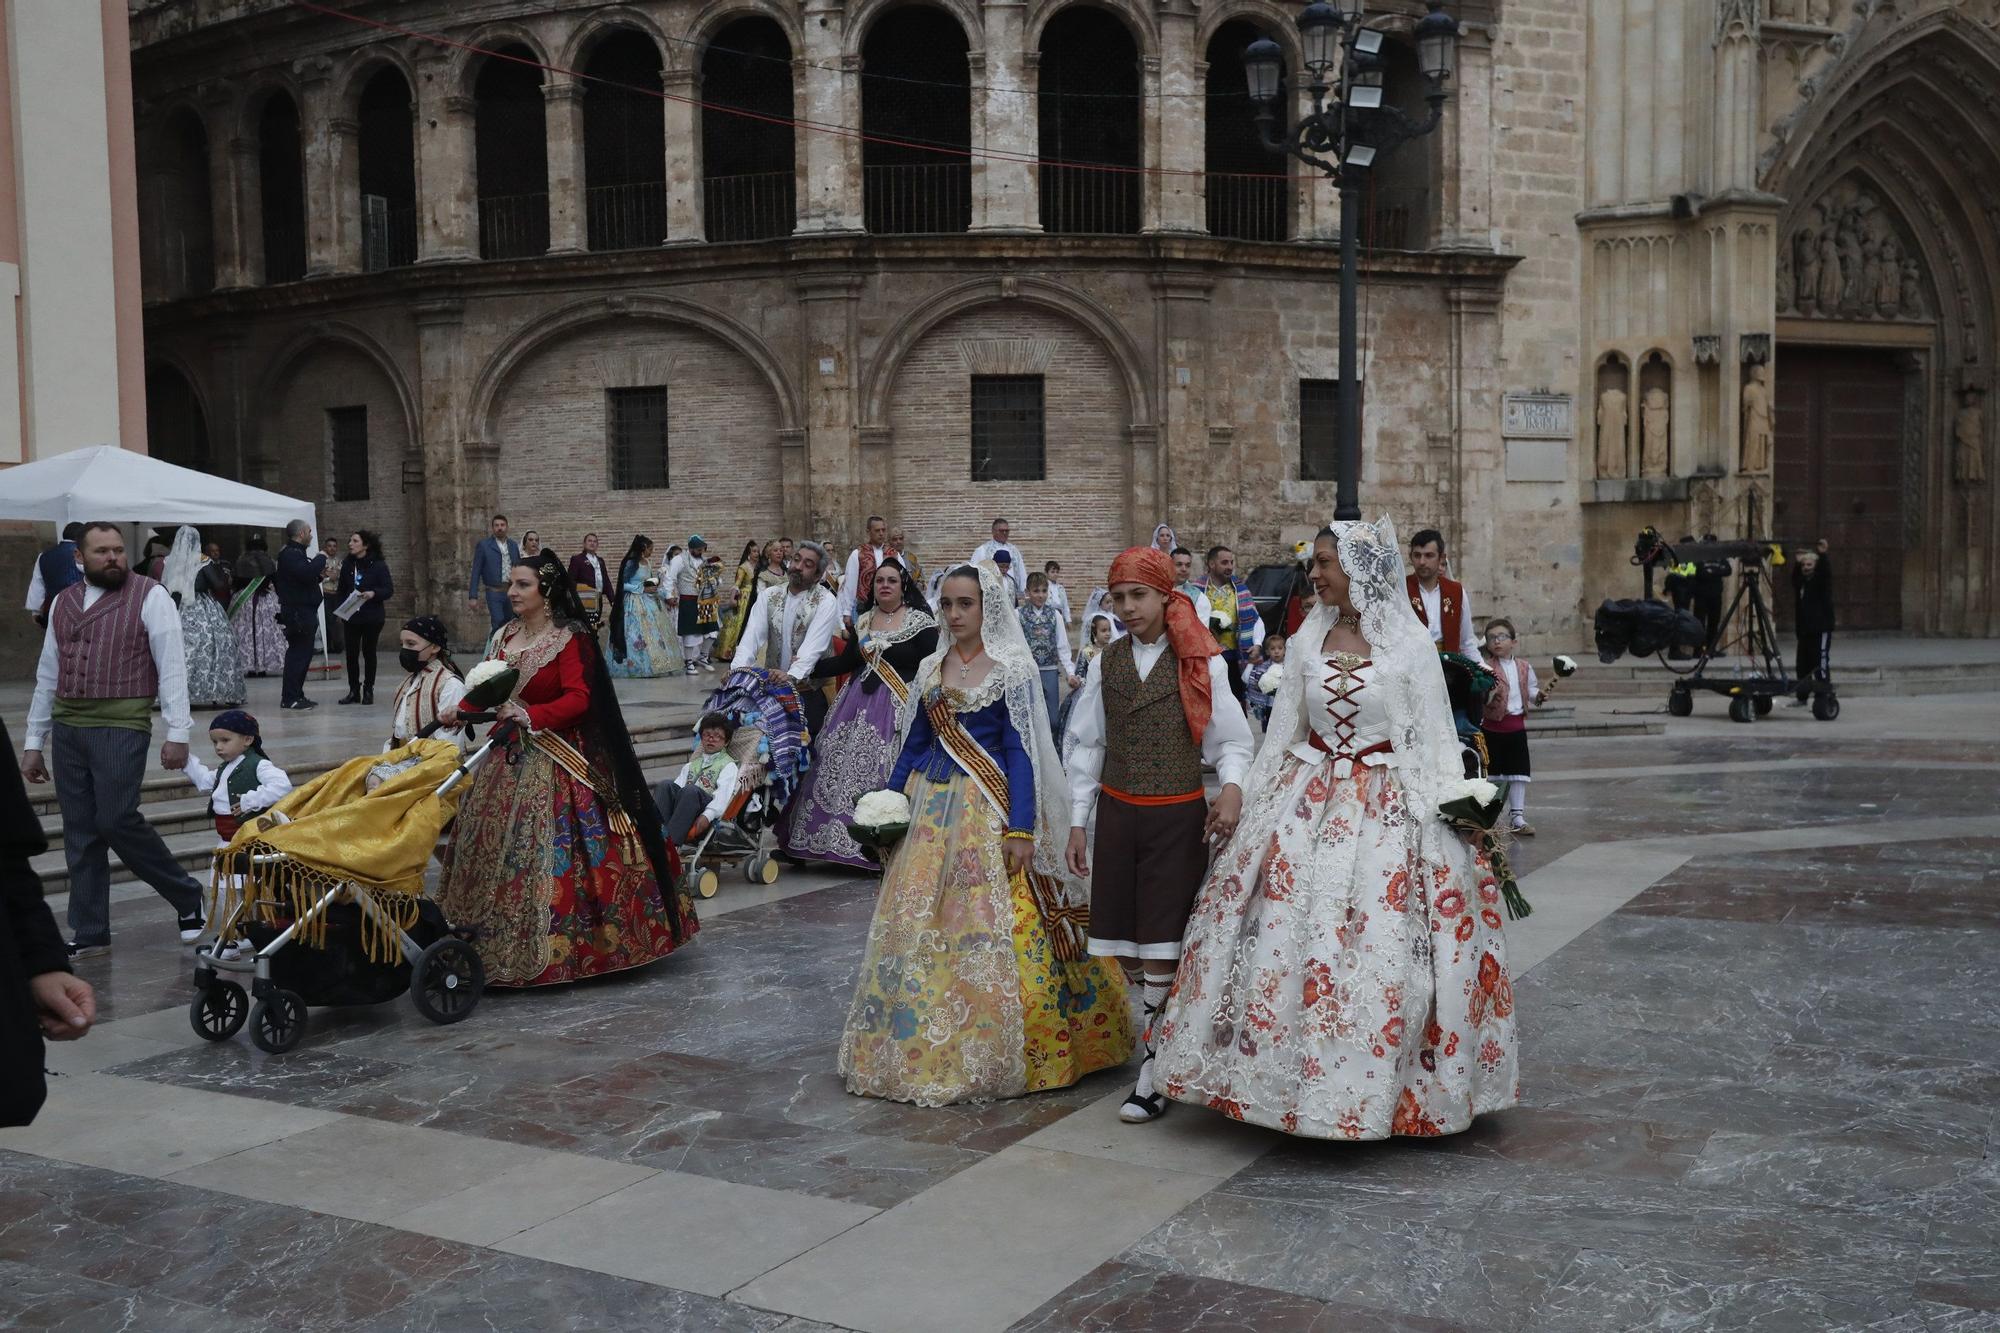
838, 561, 1133, 1106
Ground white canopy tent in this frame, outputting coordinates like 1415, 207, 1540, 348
0, 444, 316, 532
2, 444, 328, 651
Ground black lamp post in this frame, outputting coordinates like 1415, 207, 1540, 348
1244, 0, 1457, 520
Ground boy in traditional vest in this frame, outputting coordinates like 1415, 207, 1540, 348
183, 710, 293, 958
1480, 618, 1545, 836
655, 713, 741, 845
1065, 546, 1254, 1123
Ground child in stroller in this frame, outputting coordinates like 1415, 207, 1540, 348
677, 669, 814, 896
655, 712, 741, 850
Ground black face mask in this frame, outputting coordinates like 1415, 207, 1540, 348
399, 648, 427, 675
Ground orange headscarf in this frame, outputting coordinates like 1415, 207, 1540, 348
1107, 546, 1219, 744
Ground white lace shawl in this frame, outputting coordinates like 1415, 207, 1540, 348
1241, 516, 1466, 867
897, 561, 1083, 907
162, 525, 202, 605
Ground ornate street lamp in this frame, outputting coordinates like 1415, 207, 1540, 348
1243, 0, 1457, 520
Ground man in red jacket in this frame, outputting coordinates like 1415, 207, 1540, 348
1406, 527, 1481, 656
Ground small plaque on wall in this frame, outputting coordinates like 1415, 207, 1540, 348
1502, 392, 1574, 440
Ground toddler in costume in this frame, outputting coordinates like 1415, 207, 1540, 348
183, 710, 291, 958
1065, 546, 1254, 1123
1243, 633, 1286, 729
1480, 618, 1544, 836
655, 712, 741, 845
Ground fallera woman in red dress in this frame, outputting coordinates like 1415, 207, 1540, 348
437, 552, 697, 986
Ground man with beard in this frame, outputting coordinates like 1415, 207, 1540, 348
1196, 544, 1266, 704
731, 539, 841, 735
20, 523, 208, 958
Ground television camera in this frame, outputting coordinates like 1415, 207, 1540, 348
1594, 528, 1839, 724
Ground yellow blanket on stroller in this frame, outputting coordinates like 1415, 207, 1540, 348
212, 739, 466, 961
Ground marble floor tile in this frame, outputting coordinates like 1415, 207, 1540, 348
735, 1146, 1223, 1333
1405, 1105, 1714, 1185
105, 1041, 412, 1109
1519, 1248, 1926, 1333
169, 1115, 560, 1224
1013, 1087, 1279, 1178
0, 1257, 267, 1333
0, 1073, 341, 1178
1007, 1260, 1475, 1333
382, 1153, 659, 1247
1123, 1191, 1578, 1330
494, 1170, 875, 1299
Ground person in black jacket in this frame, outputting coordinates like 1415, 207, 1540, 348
276, 520, 329, 711
336, 530, 394, 706
1791, 539, 1834, 704
2, 718, 96, 1128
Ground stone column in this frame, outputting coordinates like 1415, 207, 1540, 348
1150, 9, 1204, 234
797, 0, 862, 233
301, 59, 360, 275
1444, 282, 1505, 594
1711, 7, 1760, 195
203, 89, 254, 289
416, 57, 476, 263
795, 274, 864, 541
1434, 24, 1493, 250
1138, 54, 1164, 233
412, 297, 472, 643
1151, 274, 1214, 531
664, 67, 705, 244
972, 0, 1039, 232
544, 78, 585, 253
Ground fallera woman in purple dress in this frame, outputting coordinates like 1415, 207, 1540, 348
783, 563, 938, 869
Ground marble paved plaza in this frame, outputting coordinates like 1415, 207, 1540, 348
4, 689, 1999, 1331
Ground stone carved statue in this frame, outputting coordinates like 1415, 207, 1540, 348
1740, 364, 1773, 474
1876, 236, 1902, 314
1859, 237, 1883, 315
1956, 389, 1986, 486
1804, 0, 1830, 24
1596, 386, 1629, 479
1769, 0, 1801, 19
1814, 232, 1843, 312
1797, 228, 1822, 314
1901, 259, 1925, 317
1641, 386, 1671, 477
1837, 219, 1866, 314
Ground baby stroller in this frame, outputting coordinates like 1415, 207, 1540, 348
681, 668, 815, 897
1438, 651, 1497, 779
188, 732, 497, 1054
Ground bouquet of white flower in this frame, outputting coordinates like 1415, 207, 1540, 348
1437, 776, 1531, 919
460, 660, 519, 711
1552, 654, 1578, 677
848, 789, 912, 861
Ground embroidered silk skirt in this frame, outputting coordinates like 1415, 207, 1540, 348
838, 769, 1134, 1106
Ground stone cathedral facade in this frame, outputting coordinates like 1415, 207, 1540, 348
113, 0, 2000, 656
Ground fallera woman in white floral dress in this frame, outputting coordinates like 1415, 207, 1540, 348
1152, 517, 1520, 1139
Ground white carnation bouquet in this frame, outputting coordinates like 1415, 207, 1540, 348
1437, 776, 1530, 919
459, 660, 519, 712
848, 789, 912, 861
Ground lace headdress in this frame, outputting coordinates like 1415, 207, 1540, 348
900, 561, 1083, 902
1240, 516, 1466, 865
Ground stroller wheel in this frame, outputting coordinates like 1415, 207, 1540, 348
744, 855, 780, 885
190, 980, 248, 1042
249, 988, 307, 1054
697, 868, 720, 898
412, 937, 486, 1025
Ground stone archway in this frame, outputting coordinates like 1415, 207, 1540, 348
1763, 10, 2000, 634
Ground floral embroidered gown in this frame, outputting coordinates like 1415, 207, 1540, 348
1153, 652, 1519, 1138
608, 560, 683, 678
437, 621, 697, 986
783, 608, 939, 869
839, 681, 1133, 1105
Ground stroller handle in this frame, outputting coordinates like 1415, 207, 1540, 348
417, 710, 497, 740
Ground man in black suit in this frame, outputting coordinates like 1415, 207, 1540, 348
276, 519, 329, 710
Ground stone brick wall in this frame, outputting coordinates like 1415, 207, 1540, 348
885, 302, 1131, 592
489, 319, 787, 564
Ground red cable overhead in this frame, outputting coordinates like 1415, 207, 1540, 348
289, 0, 1297, 183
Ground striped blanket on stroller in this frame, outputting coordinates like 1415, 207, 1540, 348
705, 669, 813, 811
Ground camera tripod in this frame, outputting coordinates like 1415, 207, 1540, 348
1634, 531, 1839, 724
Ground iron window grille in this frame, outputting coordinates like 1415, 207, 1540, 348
971, 376, 1046, 482
329, 406, 370, 502
608, 386, 671, 490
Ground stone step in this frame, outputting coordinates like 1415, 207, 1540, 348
1555, 669, 2000, 699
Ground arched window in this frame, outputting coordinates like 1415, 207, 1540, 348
144, 109, 214, 298
1205, 20, 1289, 241
583, 29, 667, 250
476, 47, 550, 259
146, 364, 211, 474
861, 8, 970, 234
1038, 8, 1141, 234
357, 66, 418, 270
702, 18, 797, 242
257, 92, 308, 284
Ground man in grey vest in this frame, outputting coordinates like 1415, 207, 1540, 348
20, 523, 207, 958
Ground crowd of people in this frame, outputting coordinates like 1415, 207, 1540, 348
13, 500, 1846, 1142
